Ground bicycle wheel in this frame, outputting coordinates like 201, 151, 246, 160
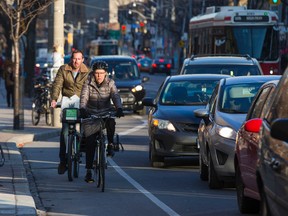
45, 107, 52, 126
32, 99, 41, 125
73, 135, 80, 178
97, 139, 106, 192
67, 134, 73, 181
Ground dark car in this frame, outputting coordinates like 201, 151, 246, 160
143, 74, 230, 167
179, 55, 263, 76
90, 55, 149, 113
234, 78, 280, 214
35, 57, 53, 77
150, 56, 172, 75
194, 75, 281, 189
255, 69, 288, 216
137, 57, 152, 72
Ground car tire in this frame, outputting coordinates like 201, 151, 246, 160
236, 165, 259, 213
208, 151, 222, 189
259, 184, 271, 216
149, 141, 164, 168
199, 154, 208, 181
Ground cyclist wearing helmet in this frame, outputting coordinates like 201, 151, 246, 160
80, 60, 124, 183
51, 49, 89, 175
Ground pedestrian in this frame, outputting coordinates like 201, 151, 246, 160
50, 49, 90, 175
80, 60, 124, 183
3, 65, 14, 108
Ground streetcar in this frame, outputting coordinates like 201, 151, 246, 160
89, 39, 119, 57
188, 6, 281, 75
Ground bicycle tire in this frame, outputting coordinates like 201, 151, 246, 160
0, 145, 5, 167
73, 134, 80, 178
67, 134, 73, 181
32, 99, 41, 125
97, 138, 106, 192
45, 108, 52, 126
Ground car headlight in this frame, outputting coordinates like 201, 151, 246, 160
152, 118, 176, 132
44, 63, 48, 68
215, 124, 236, 140
132, 85, 143, 92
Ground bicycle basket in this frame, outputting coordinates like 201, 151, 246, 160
62, 108, 80, 123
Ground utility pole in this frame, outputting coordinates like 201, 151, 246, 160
52, 0, 64, 127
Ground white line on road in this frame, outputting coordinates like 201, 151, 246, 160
109, 159, 180, 216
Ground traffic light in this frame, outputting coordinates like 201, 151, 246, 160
269, 0, 281, 5
121, 25, 126, 35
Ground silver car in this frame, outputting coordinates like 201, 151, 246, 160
194, 75, 281, 189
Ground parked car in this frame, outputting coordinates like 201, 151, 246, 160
90, 55, 149, 114
179, 54, 263, 76
150, 56, 172, 75
256, 69, 288, 216
137, 57, 152, 72
234, 78, 280, 214
194, 75, 281, 189
143, 74, 230, 167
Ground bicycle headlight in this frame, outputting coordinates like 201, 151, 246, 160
215, 124, 236, 140
131, 85, 143, 93
152, 118, 176, 132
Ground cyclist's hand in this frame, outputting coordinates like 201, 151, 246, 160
51, 100, 57, 108
116, 108, 124, 118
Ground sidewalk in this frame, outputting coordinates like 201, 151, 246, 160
0, 78, 61, 216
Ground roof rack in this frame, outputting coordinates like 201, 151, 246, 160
190, 54, 252, 60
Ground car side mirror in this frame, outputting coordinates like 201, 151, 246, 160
244, 118, 262, 133
194, 109, 210, 125
270, 118, 288, 142
142, 97, 156, 107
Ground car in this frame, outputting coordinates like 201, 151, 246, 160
255, 68, 288, 216
194, 75, 281, 189
179, 54, 263, 76
234, 78, 280, 214
150, 56, 172, 75
35, 56, 53, 77
142, 74, 231, 167
90, 55, 149, 113
137, 57, 152, 72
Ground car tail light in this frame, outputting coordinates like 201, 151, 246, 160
137, 63, 141, 67
244, 118, 262, 133
152, 63, 157, 68
166, 63, 171, 69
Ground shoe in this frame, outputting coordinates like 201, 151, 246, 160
85, 169, 94, 183
57, 162, 67, 174
107, 143, 115, 157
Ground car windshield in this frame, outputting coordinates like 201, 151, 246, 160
160, 79, 220, 105
183, 65, 261, 76
219, 83, 263, 113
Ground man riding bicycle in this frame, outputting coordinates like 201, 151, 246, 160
51, 49, 89, 175
80, 60, 124, 183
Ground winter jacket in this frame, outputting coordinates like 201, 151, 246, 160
51, 63, 90, 101
3, 69, 14, 88
80, 72, 122, 114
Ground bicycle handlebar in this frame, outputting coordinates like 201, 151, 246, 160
81, 111, 116, 123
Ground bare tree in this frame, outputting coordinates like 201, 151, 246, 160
0, 0, 52, 129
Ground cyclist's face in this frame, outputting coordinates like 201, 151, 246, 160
71, 52, 84, 70
94, 69, 106, 84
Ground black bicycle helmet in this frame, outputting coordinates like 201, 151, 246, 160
92, 60, 108, 71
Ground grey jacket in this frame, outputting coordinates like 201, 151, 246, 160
80, 73, 122, 114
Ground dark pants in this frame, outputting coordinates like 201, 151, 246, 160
85, 118, 115, 169
6, 85, 14, 107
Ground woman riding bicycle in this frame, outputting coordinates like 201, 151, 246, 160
80, 60, 124, 183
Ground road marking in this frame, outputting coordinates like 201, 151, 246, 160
117, 119, 147, 136
109, 159, 180, 216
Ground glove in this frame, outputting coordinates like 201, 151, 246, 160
79, 108, 90, 118
115, 108, 124, 118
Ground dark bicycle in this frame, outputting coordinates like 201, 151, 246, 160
62, 108, 83, 182
32, 75, 52, 126
81, 110, 117, 192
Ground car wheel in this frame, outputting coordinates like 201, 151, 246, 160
208, 151, 222, 189
199, 153, 208, 181
259, 184, 271, 216
236, 165, 259, 213
149, 141, 164, 168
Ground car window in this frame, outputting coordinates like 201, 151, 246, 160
183, 65, 261, 76
160, 79, 219, 105
266, 74, 288, 123
219, 83, 262, 113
